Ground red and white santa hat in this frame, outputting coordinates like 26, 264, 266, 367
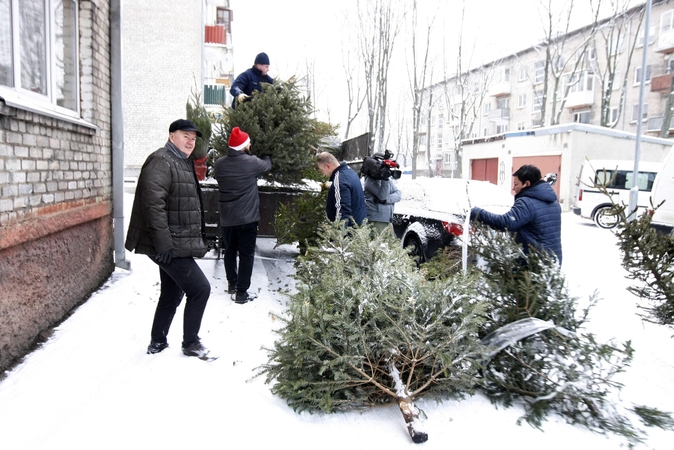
228, 127, 250, 151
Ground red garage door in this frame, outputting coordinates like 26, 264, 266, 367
512, 156, 561, 199
471, 158, 498, 184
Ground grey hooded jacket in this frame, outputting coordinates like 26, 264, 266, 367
364, 176, 402, 223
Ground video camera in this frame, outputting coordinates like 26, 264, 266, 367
361, 150, 402, 180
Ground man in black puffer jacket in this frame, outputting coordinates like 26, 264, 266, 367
125, 119, 213, 360
470, 164, 562, 264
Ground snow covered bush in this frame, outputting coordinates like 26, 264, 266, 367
258, 221, 488, 443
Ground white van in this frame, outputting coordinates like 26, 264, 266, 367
650, 147, 674, 236
572, 159, 661, 229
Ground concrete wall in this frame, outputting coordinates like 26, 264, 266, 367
463, 124, 674, 211
122, 0, 203, 177
0, 0, 114, 373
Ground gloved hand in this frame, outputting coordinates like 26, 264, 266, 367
378, 198, 387, 204
237, 93, 249, 103
154, 249, 174, 264
470, 207, 482, 220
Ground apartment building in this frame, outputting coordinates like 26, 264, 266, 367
420, 0, 674, 177
122, 0, 233, 177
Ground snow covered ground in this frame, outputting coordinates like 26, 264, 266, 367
0, 193, 672, 450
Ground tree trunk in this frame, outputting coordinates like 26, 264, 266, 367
397, 396, 428, 444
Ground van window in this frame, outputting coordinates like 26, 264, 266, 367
594, 169, 658, 191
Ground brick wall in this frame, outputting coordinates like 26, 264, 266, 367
122, 0, 203, 177
0, 0, 115, 373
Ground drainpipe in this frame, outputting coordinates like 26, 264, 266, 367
111, 0, 131, 270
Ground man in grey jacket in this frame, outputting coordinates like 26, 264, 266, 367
125, 119, 213, 360
364, 175, 402, 233
214, 127, 272, 303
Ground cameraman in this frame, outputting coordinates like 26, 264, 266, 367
364, 172, 401, 234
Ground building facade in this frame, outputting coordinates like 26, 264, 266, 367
122, 0, 233, 177
0, 0, 115, 372
420, 0, 674, 177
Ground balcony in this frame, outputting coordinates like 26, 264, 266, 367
205, 24, 227, 45
487, 108, 510, 123
651, 73, 673, 92
647, 116, 674, 133
656, 30, 674, 53
488, 82, 511, 97
204, 84, 228, 106
565, 90, 594, 109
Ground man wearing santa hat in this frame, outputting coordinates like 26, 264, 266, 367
214, 127, 272, 304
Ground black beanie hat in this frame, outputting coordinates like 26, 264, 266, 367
254, 52, 270, 65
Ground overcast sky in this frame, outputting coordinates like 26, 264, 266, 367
228, 0, 642, 137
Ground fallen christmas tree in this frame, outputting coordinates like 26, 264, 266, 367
257, 221, 488, 443
468, 226, 671, 444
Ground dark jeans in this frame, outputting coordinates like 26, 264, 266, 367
149, 256, 210, 347
221, 222, 258, 294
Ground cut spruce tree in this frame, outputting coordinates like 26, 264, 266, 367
469, 226, 653, 444
257, 221, 488, 444
210, 78, 332, 187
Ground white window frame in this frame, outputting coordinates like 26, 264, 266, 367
0, 0, 84, 124
634, 65, 653, 85
631, 103, 648, 122
533, 91, 543, 113
517, 94, 527, 108
517, 121, 526, 130
565, 70, 594, 93
534, 61, 545, 84
496, 124, 509, 134
661, 9, 674, 34
609, 107, 619, 125
572, 110, 591, 124
519, 65, 527, 82
637, 25, 656, 47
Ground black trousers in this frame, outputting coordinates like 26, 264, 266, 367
221, 222, 258, 294
149, 256, 210, 347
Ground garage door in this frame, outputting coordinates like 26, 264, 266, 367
512, 155, 561, 199
471, 158, 498, 184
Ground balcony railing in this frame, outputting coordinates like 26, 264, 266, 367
205, 24, 227, 45
487, 108, 510, 122
488, 82, 511, 97
657, 30, 674, 54
647, 116, 674, 133
651, 73, 673, 92
204, 84, 228, 106
565, 89, 594, 109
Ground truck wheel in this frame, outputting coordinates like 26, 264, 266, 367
594, 205, 620, 229
404, 235, 425, 266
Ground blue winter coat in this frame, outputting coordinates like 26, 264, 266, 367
470, 180, 562, 264
326, 162, 367, 227
229, 66, 274, 108
363, 176, 402, 223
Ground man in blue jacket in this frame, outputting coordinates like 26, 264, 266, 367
230, 52, 273, 108
317, 152, 366, 227
470, 164, 562, 264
